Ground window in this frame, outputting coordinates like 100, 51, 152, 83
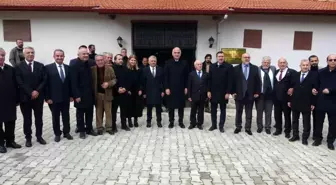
3, 20, 31, 42
293, 31, 313, 50
243, 29, 262, 48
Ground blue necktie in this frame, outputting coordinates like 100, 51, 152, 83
300, 73, 305, 83
244, 65, 248, 80
198, 71, 201, 79
59, 65, 65, 82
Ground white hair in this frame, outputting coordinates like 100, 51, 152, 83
148, 55, 157, 61
0, 47, 5, 53
23, 46, 34, 53
262, 56, 271, 62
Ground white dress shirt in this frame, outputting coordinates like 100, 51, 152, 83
300, 71, 308, 81
276, 67, 288, 81
55, 62, 66, 79
260, 69, 274, 92
196, 70, 202, 78
0, 65, 4, 70
26, 60, 34, 72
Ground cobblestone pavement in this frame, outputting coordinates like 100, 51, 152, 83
0, 105, 335, 185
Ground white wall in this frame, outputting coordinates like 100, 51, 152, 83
0, 12, 217, 65
219, 14, 336, 70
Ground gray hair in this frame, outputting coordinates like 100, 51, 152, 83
103, 52, 112, 56
301, 59, 310, 64
148, 55, 157, 61
194, 60, 202, 66
53, 49, 64, 55
23, 46, 34, 53
95, 54, 105, 60
262, 56, 271, 62
0, 47, 5, 54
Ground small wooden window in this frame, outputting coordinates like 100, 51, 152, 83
293, 31, 313, 50
3, 20, 31, 42
243, 29, 262, 48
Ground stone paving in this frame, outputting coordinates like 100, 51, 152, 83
0, 105, 335, 185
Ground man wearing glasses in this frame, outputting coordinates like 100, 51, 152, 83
312, 54, 336, 150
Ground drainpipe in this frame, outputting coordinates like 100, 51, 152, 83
216, 18, 225, 52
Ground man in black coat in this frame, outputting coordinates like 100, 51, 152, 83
202, 54, 212, 113
16, 47, 47, 147
0, 48, 21, 153
288, 59, 317, 145
273, 57, 296, 138
164, 47, 188, 128
312, 54, 336, 150
232, 53, 261, 135
207, 51, 233, 133
45, 49, 73, 142
188, 60, 208, 130
142, 55, 164, 128
112, 54, 129, 131
70, 47, 98, 139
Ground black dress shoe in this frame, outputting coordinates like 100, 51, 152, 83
0, 146, 7, 153
75, 127, 79, 133
112, 128, 118, 133
179, 123, 185, 128
147, 123, 151, 128
312, 140, 322, 146
97, 130, 103, 135
106, 130, 114, 135
234, 128, 241, 134
37, 138, 47, 145
121, 126, 131, 131
134, 122, 139, 127
285, 133, 291, 138
26, 140, 32, 147
188, 125, 195, 129
245, 130, 252, 135
257, 128, 263, 133
157, 122, 162, 128
128, 120, 133, 128
197, 125, 203, 130
302, 140, 308, 145
289, 136, 299, 142
64, 134, 73, 140
265, 129, 271, 135
87, 130, 98, 136
79, 132, 86, 139
6, 141, 22, 149
273, 131, 282, 136
219, 128, 225, 133
208, 126, 217, 131
168, 123, 174, 128
327, 143, 335, 150
54, 136, 61, 142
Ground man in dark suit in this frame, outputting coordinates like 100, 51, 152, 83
188, 60, 208, 130
232, 53, 261, 135
164, 47, 188, 128
88, 44, 96, 60
202, 54, 212, 113
0, 48, 21, 153
142, 55, 164, 128
70, 47, 98, 139
16, 47, 47, 147
207, 51, 233, 133
288, 59, 317, 145
312, 54, 336, 150
273, 57, 296, 138
45, 49, 73, 142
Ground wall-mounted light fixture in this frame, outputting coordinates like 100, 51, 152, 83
117, 36, 123, 48
208, 36, 215, 48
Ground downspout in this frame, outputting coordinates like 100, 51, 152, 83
216, 18, 225, 52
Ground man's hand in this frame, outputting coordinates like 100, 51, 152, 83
128, 91, 131, 95
75, 98, 81, 103
188, 98, 192, 102
46, 100, 53, 104
184, 88, 188, 95
101, 82, 109, 89
138, 90, 142, 96
161, 92, 165, 97
287, 102, 291, 108
232, 93, 237, 99
118, 87, 126, 94
207, 92, 211, 99
323, 88, 330, 94
165, 89, 171, 96
143, 94, 146, 98
253, 94, 259, 98
311, 105, 315, 111
288, 88, 293, 96
225, 93, 230, 100
312, 88, 318, 95
31, 91, 39, 99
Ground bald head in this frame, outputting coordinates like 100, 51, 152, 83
278, 57, 288, 70
194, 60, 202, 71
78, 48, 89, 61
172, 47, 181, 60
0, 47, 6, 66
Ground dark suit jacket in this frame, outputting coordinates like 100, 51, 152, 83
289, 71, 318, 112
45, 63, 72, 104
207, 62, 233, 103
16, 61, 47, 102
70, 59, 94, 108
69, 58, 95, 67
188, 70, 208, 102
232, 63, 261, 101
274, 68, 296, 102
142, 66, 164, 105
316, 67, 336, 112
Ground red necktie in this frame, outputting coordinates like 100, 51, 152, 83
28, 62, 32, 72
279, 70, 283, 81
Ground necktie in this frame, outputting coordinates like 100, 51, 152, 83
279, 70, 283, 81
198, 71, 201, 79
152, 67, 155, 77
300, 73, 305, 83
28, 62, 32, 72
59, 65, 65, 82
244, 65, 248, 80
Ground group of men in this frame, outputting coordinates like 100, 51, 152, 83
0, 39, 335, 154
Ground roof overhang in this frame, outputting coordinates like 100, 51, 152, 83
230, 7, 336, 15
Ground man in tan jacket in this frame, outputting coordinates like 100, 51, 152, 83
91, 54, 117, 135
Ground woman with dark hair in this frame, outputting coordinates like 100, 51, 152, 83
120, 55, 143, 127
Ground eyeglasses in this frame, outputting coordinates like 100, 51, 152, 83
328, 59, 336, 62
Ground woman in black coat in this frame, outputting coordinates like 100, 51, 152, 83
120, 55, 143, 127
